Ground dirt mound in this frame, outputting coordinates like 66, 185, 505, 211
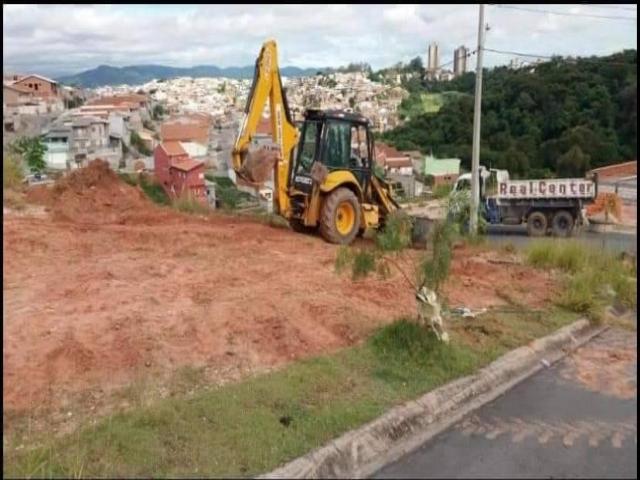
26, 160, 172, 225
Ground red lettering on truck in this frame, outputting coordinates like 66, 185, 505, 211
549, 183, 556, 195
559, 184, 566, 195
500, 183, 507, 195
539, 181, 546, 194
510, 185, 517, 195
579, 183, 585, 194
570, 182, 576, 194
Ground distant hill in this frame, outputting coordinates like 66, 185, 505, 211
56, 64, 326, 88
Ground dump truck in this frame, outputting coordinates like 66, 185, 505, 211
452, 167, 598, 237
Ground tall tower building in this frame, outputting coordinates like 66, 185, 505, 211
427, 42, 440, 72
453, 46, 468, 77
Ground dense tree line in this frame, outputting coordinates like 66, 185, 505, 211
380, 50, 637, 178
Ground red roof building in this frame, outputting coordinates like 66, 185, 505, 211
168, 159, 207, 203
154, 141, 188, 186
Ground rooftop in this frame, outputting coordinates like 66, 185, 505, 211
424, 156, 461, 176
170, 159, 204, 172
160, 141, 187, 157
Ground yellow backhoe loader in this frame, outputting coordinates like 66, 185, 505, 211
232, 40, 399, 244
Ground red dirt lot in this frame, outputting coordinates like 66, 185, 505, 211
3, 161, 559, 419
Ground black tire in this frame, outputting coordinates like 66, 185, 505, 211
319, 187, 361, 245
551, 210, 575, 237
289, 219, 315, 234
527, 210, 547, 237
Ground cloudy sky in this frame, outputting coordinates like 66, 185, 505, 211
3, 4, 637, 77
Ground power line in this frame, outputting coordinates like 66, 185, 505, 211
489, 4, 637, 21
585, 4, 638, 12
483, 47, 636, 66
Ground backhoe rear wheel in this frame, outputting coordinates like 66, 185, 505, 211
319, 187, 361, 245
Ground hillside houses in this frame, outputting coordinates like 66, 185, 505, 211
43, 113, 121, 170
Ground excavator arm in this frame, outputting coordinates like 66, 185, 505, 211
231, 40, 299, 216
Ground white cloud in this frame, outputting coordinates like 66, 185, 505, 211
2, 4, 637, 77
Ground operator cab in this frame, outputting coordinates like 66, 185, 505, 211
292, 109, 374, 194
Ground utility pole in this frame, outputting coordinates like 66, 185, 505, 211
470, 3, 485, 235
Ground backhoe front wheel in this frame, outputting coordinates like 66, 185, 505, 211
319, 188, 361, 245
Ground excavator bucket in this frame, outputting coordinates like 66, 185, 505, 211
238, 148, 279, 184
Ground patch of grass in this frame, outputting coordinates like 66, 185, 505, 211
526, 239, 585, 274
211, 176, 235, 188
125, 174, 171, 206
173, 195, 211, 215
4, 306, 580, 479
526, 239, 637, 323
3, 311, 575, 477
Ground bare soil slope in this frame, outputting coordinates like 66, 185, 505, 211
4, 161, 558, 418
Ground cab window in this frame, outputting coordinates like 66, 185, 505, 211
323, 120, 351, 169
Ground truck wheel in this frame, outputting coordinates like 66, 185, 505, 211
319, 187, 361, 245
527, 211, 547, 237
551, 210, 575, 237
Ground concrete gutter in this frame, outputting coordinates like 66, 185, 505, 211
259, 319, 607, 479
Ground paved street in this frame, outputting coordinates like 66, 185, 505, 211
374, 327, 637, 479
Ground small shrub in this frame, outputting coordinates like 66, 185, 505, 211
418, 220, 454, 293
376, 211, 413, 252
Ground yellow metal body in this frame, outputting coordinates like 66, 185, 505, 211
231, 40, 299, 218
232, 40, 398, 241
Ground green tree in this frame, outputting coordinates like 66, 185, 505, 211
12, 137, 47, 174
26, 139, 47, 174
557, 145, 590, 176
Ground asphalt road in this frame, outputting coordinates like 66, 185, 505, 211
374, 327, 637, 479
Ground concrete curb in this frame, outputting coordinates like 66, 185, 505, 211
259, 319, 608, 479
